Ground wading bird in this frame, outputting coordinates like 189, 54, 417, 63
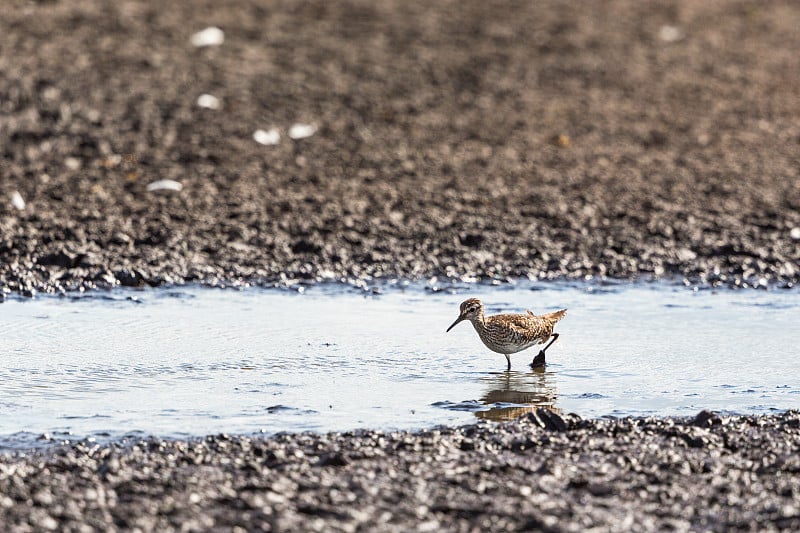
446, 298, 566, 371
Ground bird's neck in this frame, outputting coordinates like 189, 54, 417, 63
469, 313, 486, 331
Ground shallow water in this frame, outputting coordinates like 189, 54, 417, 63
0, 282, 798, 450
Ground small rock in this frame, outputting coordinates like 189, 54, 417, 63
289, 123, 317, 140
146, 179, 183, 192
111, 232, 132, 246
587, 482, 614, 497
459, 233, 485, 247
33, 490, 54, 507
676, 248, 697, 262
10, 191, 26, 210
114, 269, 146, 287
38, 516, 59, 531
93, 270, 117, 285
291, 239, 322, 254
526, 409, 569, 432
191, 27, 224, 47
196, 94, 220, 109
790, 227, 800, 240
316, 452, 349, 467
693, 410, 721, 428
679, 430, 708, 448
659, 25, 683, 42
37, 251, 77, 269
254, 128, 281, 146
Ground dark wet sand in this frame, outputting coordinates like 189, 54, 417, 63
2, 411, 799, 532
1, 0, 799, 296
2, 1, 800, 530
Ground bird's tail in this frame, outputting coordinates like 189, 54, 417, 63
542, 309, 567, 323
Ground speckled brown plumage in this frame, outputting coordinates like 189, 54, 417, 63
447, 298, 566, 370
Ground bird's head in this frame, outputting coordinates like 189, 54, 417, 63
446, 298, 484, 332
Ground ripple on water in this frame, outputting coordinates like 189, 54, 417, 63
430, 400, 485, 412
576, 393, 609, 399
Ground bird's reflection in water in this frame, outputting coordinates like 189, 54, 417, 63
476, 367, 559, 421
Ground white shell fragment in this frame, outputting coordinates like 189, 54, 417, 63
191, 27, 225, 48
146, 179, 184, 192
196, 94, 220, 109
253, 128, 281, 146
288, 123, 317, 140
10, 191, 26, 210
659, 25, 683, 43
790, 227, 800, 240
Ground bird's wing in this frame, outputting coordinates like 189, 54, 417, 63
527, 309, 567, 323
501, 314, 548, 343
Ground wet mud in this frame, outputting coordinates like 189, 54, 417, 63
2, 411, 799, 532
2, 0, 799, 297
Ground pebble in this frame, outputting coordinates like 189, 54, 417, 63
659, 25, 683, 42
190, 27, 224, 47
196, 94, 220, 109
10, 191, 26, 210
288, 123, 317, 140
253, 128, 281, 146
146, 179, 184, 192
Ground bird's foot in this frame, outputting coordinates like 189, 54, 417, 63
530, 351, 546, 369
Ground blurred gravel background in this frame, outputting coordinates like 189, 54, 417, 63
1, 0, 799, 295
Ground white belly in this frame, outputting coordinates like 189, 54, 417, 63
482, 338, 542, 355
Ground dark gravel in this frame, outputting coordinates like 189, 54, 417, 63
2, 0, 800, 297
2, 410, 799, 532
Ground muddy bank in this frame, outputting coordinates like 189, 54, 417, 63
1, 411, 798, 531
1, 0, 799, 297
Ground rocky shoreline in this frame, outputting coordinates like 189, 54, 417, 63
1, 410, 798, 531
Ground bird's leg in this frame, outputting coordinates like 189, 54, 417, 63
531, 333, 559, 368
540, 333, 559, 355
504, 353, 511, 371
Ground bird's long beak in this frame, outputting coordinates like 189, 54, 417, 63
446, 315, 465, 332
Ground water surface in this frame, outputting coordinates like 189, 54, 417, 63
1, 283, 798, 450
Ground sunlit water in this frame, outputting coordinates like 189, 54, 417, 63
0, 282, 798, 450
